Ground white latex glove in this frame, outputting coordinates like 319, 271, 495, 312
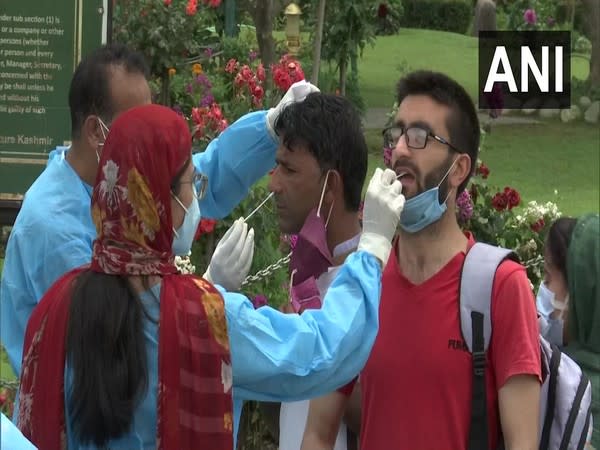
203, 218, 254, 291
266, 80, 320, 138
357, 168, 405, 268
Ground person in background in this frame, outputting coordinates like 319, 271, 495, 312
538, 213, 600, 447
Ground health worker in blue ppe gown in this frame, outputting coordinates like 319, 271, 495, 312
1, 413, 37, 450
0, 43, 316, 376
15, 104, 405, 450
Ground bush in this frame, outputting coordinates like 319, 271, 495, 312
401, 0, 471, 34
372, 0, 405, 35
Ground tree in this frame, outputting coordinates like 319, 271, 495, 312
311, 0, 327, 84
237, 0, 286, 90
582, 0, 599, 88
318, 0, 375, 95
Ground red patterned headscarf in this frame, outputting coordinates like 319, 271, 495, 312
18, 105, 233, 450
91, 103, 190, 275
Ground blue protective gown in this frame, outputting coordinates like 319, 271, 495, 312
62, 251, 380, 449
1, 111, 276, 375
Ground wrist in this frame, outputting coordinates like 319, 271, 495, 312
357, 231, 392, 269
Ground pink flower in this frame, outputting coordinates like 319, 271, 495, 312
531, 218, 545, 233
524, 9, 537, 25
383, 146, 392, 168
225, 58, 238, 74
251, 294, 268, 309
185, 0, 198, 16
456, 190, 473, 223
257, 63, 266, 82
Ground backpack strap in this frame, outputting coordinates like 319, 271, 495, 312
460, 242, 517, 450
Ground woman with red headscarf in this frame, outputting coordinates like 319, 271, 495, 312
16, 104, 404, 450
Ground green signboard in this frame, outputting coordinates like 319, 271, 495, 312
0, 0, 108, 199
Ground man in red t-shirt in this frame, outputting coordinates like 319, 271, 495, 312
300, 71, 541, 450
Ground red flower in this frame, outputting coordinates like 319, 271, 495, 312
191, 107, 205, 125
273, 68, 292, 91
217, 119, 228, 132
240, 65, 254, 81
252, 85, 264, 101
185, 0, 197, 15
476, 162, 490, 179
272, 56, 305, 92
506, 188, 521, 209
209, 103, 223, 121
257, 63, 266, 82
194, 219, 217, 240
234, 72, 245, 87
205, 0, 221, 7
491, 192, 508, 211
164, 0, 172, 5
225, 58, 238, 74
531, 218, 545, 233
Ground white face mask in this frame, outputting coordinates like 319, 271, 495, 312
97, 117, 110, 163
538, 282, 569, 346
171, 185, 202, 256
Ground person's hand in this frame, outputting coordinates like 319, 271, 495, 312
357, 168, 405, 267
203, 218, 254, 291
266, 80, 320, 138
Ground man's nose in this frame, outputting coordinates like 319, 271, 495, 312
392, 134, 411, 163
267, 167, 281, 193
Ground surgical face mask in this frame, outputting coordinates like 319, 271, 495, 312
536, 281, 555, 319
97, 117, 110, 163
539, 283, 569, 347
288, 171, 334, 313
399, 157, 457, 233
172, 185, 202, 256
289, 170, 334, 284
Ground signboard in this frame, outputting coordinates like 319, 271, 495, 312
0, 1, 108, 200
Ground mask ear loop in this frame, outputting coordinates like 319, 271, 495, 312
317, 170, 331, 219
171, 191, 190, 238
438, 156, 460, 205
288, 269, 298, 305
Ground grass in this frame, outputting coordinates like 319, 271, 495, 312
363, 122, 599, 216
358, 29, 591, 108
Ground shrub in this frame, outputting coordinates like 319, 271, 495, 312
401, 0, 472, 34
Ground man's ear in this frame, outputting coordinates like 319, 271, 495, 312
450, 153, 472, 190
325, 169, 343, 205
82, 115, 103, 150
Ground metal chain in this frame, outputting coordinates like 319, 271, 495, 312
241, 252, 291, 287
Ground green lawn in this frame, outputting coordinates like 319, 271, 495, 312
358, 29, 590, 108
364, 122, 599, 216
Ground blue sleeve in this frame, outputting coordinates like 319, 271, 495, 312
224, 251, 381, 402
192, 110, 277, 219
0, 229, 91, 375
1, 413, 37, 450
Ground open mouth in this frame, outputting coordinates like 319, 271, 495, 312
396, 170, 415, 184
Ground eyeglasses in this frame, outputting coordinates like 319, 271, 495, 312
179, 172, 208, 200
382, 125, 461, 153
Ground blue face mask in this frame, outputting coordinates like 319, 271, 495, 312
172, 186, 201, 256
400, 158, 457, 233
536, 281, 555, 319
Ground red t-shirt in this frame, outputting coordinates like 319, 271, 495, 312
359, 236, 541, 450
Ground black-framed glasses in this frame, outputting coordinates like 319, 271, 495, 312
179, 172, 208, 200
382, 125, 461, 153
